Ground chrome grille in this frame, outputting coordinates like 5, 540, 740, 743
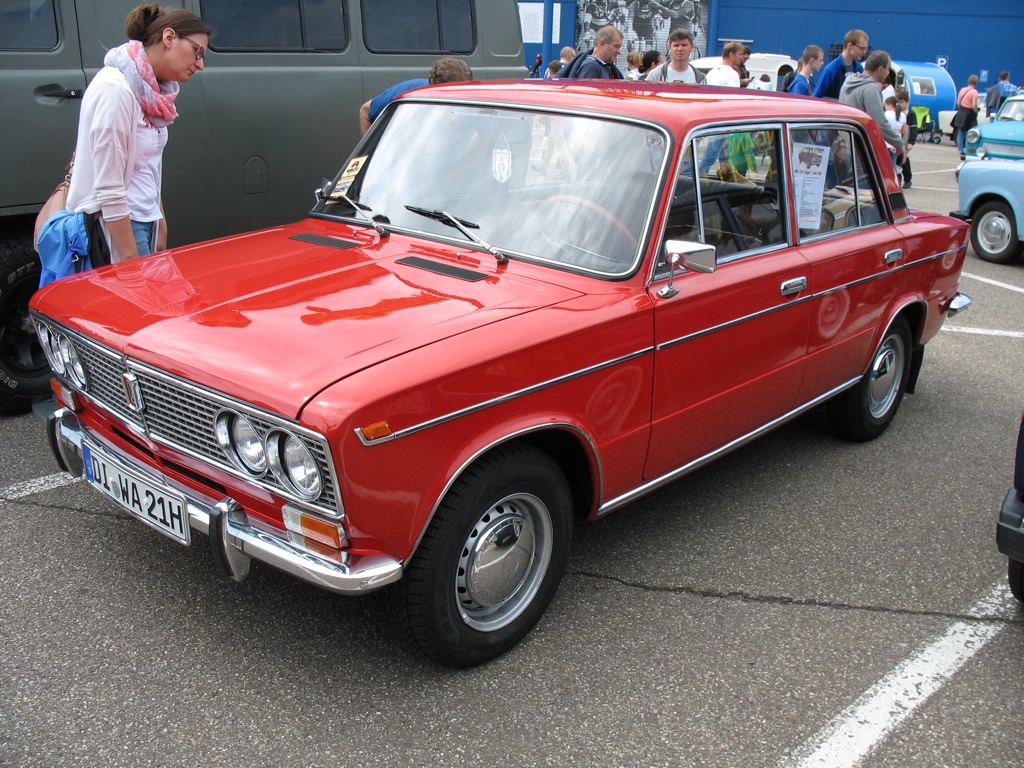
34, 315, 341, 517
985, 142, 1024, 157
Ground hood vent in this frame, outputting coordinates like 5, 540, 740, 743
290, 233, 360, 250
396, 256, 487, 282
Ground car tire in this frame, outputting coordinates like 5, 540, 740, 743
828, 317, 912, 442
387, 443, 573, 667
1009, 559, 1024, 604
0, 229, 51, 414
970, 200, 1023, 264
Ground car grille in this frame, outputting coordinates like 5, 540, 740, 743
984, 142, 1024, 157
36, 317, 341, 517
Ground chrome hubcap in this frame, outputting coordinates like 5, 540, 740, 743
456, 493, 552, 632
978, 211, 1012, 254
868, 335, 904, 419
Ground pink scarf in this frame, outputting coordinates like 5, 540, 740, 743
104, 41, 179, 128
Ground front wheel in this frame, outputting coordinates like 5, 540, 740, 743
0, 228, 51, 414
828, 317, 912, 442
387, 443, 573, 666
971, 200, 1023, 264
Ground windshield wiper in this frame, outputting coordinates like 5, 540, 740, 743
318, 185, 389, 238
404, 205, 508, 264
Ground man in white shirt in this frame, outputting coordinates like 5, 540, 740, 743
705, 41, 743, 88
644, 28, 705, 84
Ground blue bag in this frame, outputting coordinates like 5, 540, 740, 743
36, 209, 92, 288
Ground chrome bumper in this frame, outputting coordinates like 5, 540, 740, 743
946, 291, 972, 318
46, 407, 403, 594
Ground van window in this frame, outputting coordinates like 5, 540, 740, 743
362, 0, 475, 53
0, 0, 58, 49
202, 0, 348, 51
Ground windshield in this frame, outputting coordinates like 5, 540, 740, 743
997, 99, 1024, 121
316, 103, 668, 277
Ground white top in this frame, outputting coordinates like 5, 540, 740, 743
661, 65, 698, 84
705, 64, 740, 87
66, 66, 167, 260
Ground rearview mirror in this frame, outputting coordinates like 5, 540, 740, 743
666, 239, 717, 274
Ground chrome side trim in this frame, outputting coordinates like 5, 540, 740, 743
658, 245, 963, 352
597, 377, 861, 516
355, 347, 653, 445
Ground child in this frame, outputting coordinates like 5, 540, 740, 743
883, 96, 905, 185
897, 91, 915, 188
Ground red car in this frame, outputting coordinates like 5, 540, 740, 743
32, 82, 972, 666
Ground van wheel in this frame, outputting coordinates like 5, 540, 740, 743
971, 201, 1023, 264
0, 230, 50, 414
387, 443, 572, 667
828, 318, 911, 442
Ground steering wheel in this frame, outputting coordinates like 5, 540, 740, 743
542, 195, 639, 252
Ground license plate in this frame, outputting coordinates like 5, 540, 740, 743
83, 441, 190, 545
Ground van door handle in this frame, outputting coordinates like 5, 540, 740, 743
780, 276, 807, 296
884, 248, 902, 264
38, 87, 84, 99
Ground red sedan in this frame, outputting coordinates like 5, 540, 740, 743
31, 81, 971, 665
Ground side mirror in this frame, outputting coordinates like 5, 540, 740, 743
658, 239, 716, 299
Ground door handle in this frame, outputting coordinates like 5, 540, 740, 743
884, 248, 903, 265
38, 87, 84, 100
780, 276, 807, 296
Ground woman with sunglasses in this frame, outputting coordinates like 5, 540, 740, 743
65, 4, 211, 263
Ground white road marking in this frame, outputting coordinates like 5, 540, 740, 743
941, 326, 1024, 338
784, 582, 1016, 768
961, 271, 1024, 295
1, 472, 82, 500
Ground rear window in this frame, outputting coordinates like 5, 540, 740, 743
202, 0, 348, 51
362, 0, 475, 53
0, 0, 58, 49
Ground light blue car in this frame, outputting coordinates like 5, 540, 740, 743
965, 95, 1024, 160
952, 159, 1024, 263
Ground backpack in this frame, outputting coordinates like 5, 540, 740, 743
781, 70, 797, 93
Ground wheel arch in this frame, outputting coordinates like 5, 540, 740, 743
404, 423, 600, 566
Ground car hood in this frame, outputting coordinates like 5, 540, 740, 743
32, 221, 584, 417
979, 120, 1024, 144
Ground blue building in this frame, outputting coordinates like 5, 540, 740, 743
519, 1, 1023, 96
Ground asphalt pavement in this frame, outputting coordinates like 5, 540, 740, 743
2, 137, 1022, 768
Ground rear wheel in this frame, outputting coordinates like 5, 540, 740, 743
388, 443, 573, 667
0, 229, 50, 414
971, 200, 1023, 264
828, 317, 912, 442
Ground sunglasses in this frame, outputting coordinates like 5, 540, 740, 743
180, 34, 206, 62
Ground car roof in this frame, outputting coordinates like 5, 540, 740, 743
402, 79, 874, 133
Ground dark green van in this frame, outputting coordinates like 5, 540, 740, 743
0, 0, 525, 413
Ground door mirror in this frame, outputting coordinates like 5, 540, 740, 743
666, 239, 717, 274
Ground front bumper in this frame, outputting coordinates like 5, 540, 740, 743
997, 486, 1024, 564
44, 406, 403, 594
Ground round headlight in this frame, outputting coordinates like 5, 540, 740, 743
966, 128, 980, 144
43, 328, 65, 375
36, 324, 57, 370
268, 430, 322, 499
58, 335, 87, 387
976, 147, 987, 158
215, 412, 266, 475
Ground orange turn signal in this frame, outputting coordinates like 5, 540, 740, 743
359, 421, 393, 441
282, 506, 347, 549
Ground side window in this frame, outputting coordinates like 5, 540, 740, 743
0, 0, 58, 49
791, 127, 886, 239
685, 128, 786, 260
202, 0, 348, 51
362, 0, 475, 53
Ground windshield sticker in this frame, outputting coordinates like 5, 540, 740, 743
492, 134, 512, 184
330, 156, 368, 198
792, 142, 829, 228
